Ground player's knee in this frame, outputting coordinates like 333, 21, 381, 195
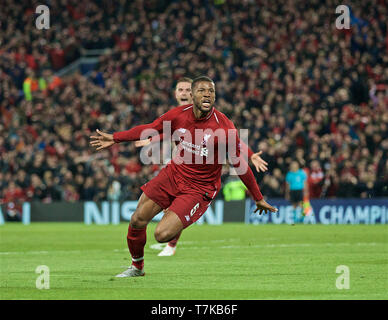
154, 228, 174, 243
130, 212, 148, 229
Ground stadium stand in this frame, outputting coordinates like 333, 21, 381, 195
1, 0, 387, 205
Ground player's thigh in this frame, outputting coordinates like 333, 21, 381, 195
154, 210, 184, 243
168, 192, 213, 229
131, 192, 163, 228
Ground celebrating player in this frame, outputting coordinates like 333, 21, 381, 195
134, 77, 269, 257
90, 76, 277, 277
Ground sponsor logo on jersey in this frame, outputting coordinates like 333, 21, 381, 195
200, 147, 208, 157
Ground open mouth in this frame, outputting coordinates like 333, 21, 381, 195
202, 100, 212, 108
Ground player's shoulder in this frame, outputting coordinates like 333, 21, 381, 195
176, 104, 193, 111
160, 104, 193, 118
172, 104, 193, 116
213, 108, 235, 128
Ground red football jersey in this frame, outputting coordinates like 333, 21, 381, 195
113, 105, 263, 201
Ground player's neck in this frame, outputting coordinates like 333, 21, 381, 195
192, 105, 212, 119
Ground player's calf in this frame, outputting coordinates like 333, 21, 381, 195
122, 193, 163, 276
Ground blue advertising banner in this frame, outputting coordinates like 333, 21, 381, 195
1, 199, 387, 225
83, 200, 224, 225
0, 200, 224, 225
245, 199, 388, 225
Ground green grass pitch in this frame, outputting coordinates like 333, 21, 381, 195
0, 222, 387, 300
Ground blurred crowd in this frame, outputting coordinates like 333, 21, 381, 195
1, 0, 388, 208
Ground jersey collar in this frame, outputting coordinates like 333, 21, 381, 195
192, 106, 215, 122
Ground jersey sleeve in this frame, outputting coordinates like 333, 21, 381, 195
113, 107, 179, 143
226, 119, 254, 159
226, 120, 263, 202
239, 140, 254, 159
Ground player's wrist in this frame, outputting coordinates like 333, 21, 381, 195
248, 148, 254, 160
113, 132, 121, 143
255, 196, 264, 203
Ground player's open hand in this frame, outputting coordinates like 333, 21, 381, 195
90, 129, 115, 151
254, 198, 278, 215
250, 151, 268, 172
134, 138, 151, 148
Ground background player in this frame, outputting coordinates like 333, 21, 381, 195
90, 76, 278, 277
285, 161, 308, 224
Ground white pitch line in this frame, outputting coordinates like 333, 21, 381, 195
149, 238, 240, 250
149, 243, 166, 250
219, 242, 381, 249
0, 242, 383, 256
173, 242, 382, 250
0, 251, 49, 255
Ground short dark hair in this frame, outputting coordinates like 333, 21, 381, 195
175, 77, 193, 89
191, 76, 215, 91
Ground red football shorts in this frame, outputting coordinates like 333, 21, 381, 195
140, 164, 218, 228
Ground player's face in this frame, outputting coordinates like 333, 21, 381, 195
175, 82, 192, 105
192, 81, 216, 114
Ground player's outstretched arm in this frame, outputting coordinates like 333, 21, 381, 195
90, 129, 115, 151
236, 163, 278, 215
113, 107, 181, 143
228, 121, 275, 213
231, 139, 276, 214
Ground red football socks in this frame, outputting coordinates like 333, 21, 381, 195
127, 224, 147, 270
168, 231, 182, 248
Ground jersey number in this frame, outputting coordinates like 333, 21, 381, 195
190, 203, 200, 217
